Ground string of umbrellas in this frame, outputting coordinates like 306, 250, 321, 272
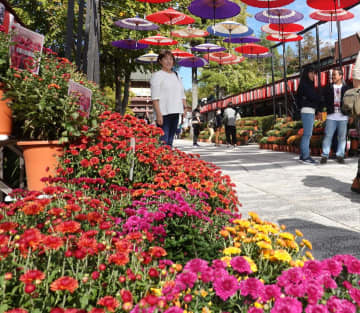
110, 0, 359, 70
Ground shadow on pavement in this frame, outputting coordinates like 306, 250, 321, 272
279, 218, 360, 259
302, 175, 360, 204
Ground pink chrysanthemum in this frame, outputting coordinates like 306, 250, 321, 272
184, 258, 209, 274
303, 260, 324, 278
175, 271, 197, 291
306, 282, 324, 305
213, 273, 240, 301
271, 297, 302, 313
240, 278, 264, 300
322, 258, 343, 277
349, 287, 360, 306
248, 308, 263, 313
230, 256, 252, 274
305, 304, 329, 313
260, 284, 281, 303
163, 307, 183, 313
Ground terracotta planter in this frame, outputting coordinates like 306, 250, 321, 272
351, 138, 359, 151
0, 86, 12, 136
17, 140, 63, 191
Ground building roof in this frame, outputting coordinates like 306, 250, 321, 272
335, 33, 360, 62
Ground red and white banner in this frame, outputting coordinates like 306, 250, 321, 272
68, 80, 93, 117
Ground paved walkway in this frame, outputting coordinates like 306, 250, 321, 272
176, 139, 360, 260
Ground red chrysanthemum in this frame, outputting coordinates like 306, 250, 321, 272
108, 252, 129, 266
97, 296, 120, 312
20, 269, 45, 284
54, 220, 81, 234
43, 236, 64, 250
50, 276, 79, 293
5, 309, 29, 313
149, 246, 167, 258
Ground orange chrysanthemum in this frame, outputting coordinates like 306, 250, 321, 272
54, 220, 81, 234
148, 246, 167, 258
108, 252, 129, 266
50, 276, 78, 293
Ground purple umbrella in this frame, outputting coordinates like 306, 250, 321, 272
223, 36, 260, 44
188, 0, 241, 21
178, 56, 209, 68
191, 43, 226, 54
111, 39, 149, 50
255, 8, 303, 24
114, 17, 159, 31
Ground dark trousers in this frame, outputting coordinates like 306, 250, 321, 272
193, 127, 200, 145
159, 114, 179, 147
225, 125, 236, 145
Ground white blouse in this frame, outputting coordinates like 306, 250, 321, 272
150, 70, 185, 116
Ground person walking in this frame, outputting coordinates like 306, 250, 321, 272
320, 68, 351, 164
191, 110, 201, 147
214, 109, 223, 146
297, 66, 321, 163
150, 50, 186, 147
223, 102, 237, 148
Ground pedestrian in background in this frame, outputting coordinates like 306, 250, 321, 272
296, 66, 321, 163
320, 68, 350, 164
192, 110, 201, 147
223, 102, 237, 148
151, 50, 186, 147
214, 109, 223, 146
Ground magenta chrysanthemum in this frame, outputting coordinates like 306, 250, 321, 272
230, 256, 252, 274
184, 258, 209, 274
271, 297, 302, 313
163, 307, 183, 313
213, 274, 240, 301
240, 278, 264, 300
305, 304, 329, 313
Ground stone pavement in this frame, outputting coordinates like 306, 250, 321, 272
175, 139, 360, 260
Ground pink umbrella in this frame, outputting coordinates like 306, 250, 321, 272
171, 27, 209, 38
221, 55, 245, 65
310, 8, 354, 21
266, 33, 303, 42
204, 52, 237, 65
139, 34, 178, 46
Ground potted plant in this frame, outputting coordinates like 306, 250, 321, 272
2, 47, 102, 190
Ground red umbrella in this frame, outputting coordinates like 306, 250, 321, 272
171, 48, 194, 58
307, 0, 359, 10
139, 34, 178, 46
136, 0, 171, 2
146, 8, 195, 26
235, 43, 269, 55
266, 33, 303, 42
171, 27, 209, 38
204, 52, 237, 65
240, 0, 294, 8
310, 8, 354, 21
269, 23, 304, 33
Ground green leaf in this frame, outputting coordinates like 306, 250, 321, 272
0, 304, 9, 313
80, 294, 89, 307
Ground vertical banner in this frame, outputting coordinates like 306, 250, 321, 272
10, 24, 44, 74
68, 80, 92, 116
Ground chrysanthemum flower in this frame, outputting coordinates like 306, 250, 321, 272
97, 296, 120, 312
213, 273, 240, 301
50, 276, 78, 293
19, 269, 45, 284
230, 256, 252, 274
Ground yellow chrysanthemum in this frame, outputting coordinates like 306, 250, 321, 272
279, 232, 295, 241
302, 239, 313, 250
233, 219, 251, 228
243, 256, 258, 272
295, 229, 303, 237
286, 240, 299, 252
150, 288, 162, 296
272, 249, 292, 263
219, 229, 230, 238
223, 247, 241, 255
248, 212, 262, 224
257, 241, 272, 250
280, 224, 286, 230
225, 227, 237, 234
247, 228, 258, 235
202, 307, 211, 313
276, 238, 287, 248
305, 251, 314, 260
200, 289, 208, 297
254, 233, 271, 243
221, 256, 232, 266
254, 302, 264, 309
295, 260, 304, 267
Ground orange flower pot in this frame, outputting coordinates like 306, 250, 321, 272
17, 141, 63, 191
0, 86, 12, 135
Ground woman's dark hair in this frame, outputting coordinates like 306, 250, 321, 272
300, 65, 316, 85
157, 49, 176, 63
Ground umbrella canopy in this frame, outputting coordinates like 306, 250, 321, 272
191, 43, 226, 53
146, 8, 195, 26
139, 34, 178, 46
178, 56, 209, 68
235, 43, 269, 54
243, 52, 272, 58
269, 23, 304, 32
171, 27, 209, 38
261, 23, 294, 34
188, 0, 241, 20
204, 51, 237, 64
136, 0, 171, 3
114, 17, 159, 31
306, 0, 359, 10
240, 0, 295, 8
171, 48, 194, 58
255, 8, 303, 24
223, 36, 260, 44
111, 39, 149, 50
206, 21, 253, 38
310, 9, 354, 21
136, 51, 159, 63
266, 33, 303, 42
221, 55, 245, 64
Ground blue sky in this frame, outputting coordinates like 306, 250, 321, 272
179, 1, 360, 90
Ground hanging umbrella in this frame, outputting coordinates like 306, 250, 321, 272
243, 52, 272, 58
188, 0, 241, 21
111, 39, 149, 50
266, 33, 303, 42
206, 21, 253, 38
136, 51, 159, 63
310, 8, 354, 21
255, 8, 303, 24
171, 27, 209, 38
139, 34, 178, 46
269, 23, 304, 33
114, 17, 159, 31
235, 43, 269, 55
136, 0, 171, 2
178, 56, 209, 68
240, 0, 295, 8
261, 24, 294, 34
221, 55, 245, 64
223, 36, 260, 44
191, 43, 226, 54
204, 52, 237, 65
307, 0, 359, 10
171, 48, 194, 58
146, 7, 195, 26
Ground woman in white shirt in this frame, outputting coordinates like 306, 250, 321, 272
151, 50, 186, 147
